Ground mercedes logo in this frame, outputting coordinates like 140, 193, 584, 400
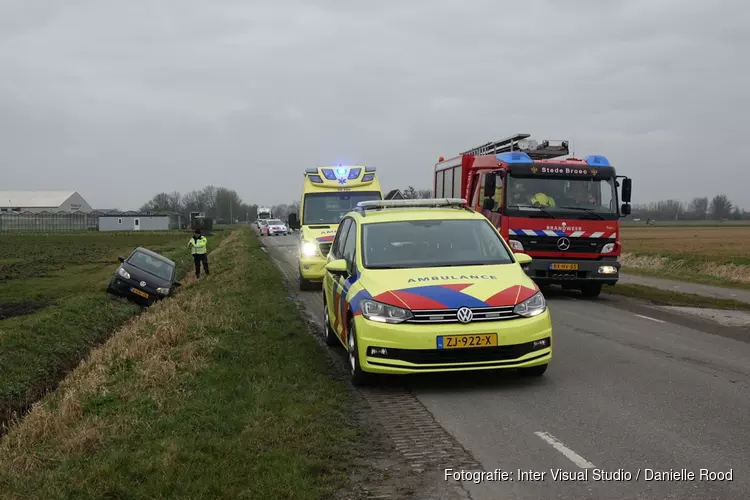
140, 281, 147, 287
557, 237, 571, 251
456, 307, 473, 324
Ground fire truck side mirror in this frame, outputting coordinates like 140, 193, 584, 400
621, 178, 632, 203
483, 174, 496, 198
620, 203, 631, 216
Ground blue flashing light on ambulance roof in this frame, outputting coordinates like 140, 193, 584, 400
309, 175, 323, 183
584, 155, 611, 167
496, 151, 533, 164
362, 174, 375, 182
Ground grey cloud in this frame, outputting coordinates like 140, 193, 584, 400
1, 0, 748, 208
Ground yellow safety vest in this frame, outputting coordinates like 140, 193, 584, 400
531, 193, 556, 207
189, 236, 207, 254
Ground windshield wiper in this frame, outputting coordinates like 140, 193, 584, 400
556, 206, 605, 220
511, 204, 555, 218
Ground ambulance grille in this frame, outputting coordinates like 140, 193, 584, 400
406, 305, 520, 324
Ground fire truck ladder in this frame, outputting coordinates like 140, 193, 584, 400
461, 133, 570, 160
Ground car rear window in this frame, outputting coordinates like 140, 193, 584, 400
362, 219, 513, 269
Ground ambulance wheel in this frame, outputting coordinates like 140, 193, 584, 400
347, 317, 371, 386
299, 269, 316, 291
322, 296, 339, 346
580, 283, 602, 297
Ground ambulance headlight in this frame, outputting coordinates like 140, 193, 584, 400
301, 241, 318, 256
361, 300, 413, 324
513, 292, 546, 317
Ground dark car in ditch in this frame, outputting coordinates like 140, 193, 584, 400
107, 247, 181, 305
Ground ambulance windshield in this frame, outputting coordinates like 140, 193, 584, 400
303, 191, 381, 224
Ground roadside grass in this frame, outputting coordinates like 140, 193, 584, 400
620, 226, 750, 288
605, 284, 750, 311
0, 229, 230, 429
0, 227, 356, 500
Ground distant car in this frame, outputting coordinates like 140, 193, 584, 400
264, 219, 288, 236
107, 247, 181, 305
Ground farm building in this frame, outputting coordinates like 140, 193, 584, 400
98, 211, 181, 231
0, 191, 93, 213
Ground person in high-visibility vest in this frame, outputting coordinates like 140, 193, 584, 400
188, 228, 209, 279
531, 192, 556, 207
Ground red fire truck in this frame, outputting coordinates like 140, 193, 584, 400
433, 133, 632, 297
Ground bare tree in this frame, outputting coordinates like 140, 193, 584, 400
688, 197, 709, 220
709, 194, 733, 219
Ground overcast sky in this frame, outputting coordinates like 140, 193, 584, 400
1, 0, 748, 210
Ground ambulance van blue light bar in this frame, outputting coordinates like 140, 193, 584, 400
309, 175, 323, 183
584, 155, 611, 167
305, 167, 318, 174
497, 152, 533, 164
365, 166, 376, 172
362, 174, 375, 182
348, 167, 361, 179
356, 198, 468, 213
321, 168, 337, 180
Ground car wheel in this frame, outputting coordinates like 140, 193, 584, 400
580, 283, 602, 297
322, 296, 339, 346
518, 364, 548, 377
347, 317, 371, 386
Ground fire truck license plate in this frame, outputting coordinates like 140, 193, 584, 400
549, 263, 578, 270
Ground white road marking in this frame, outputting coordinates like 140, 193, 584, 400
534, 431, 596, 468
634, 314, 665, 323
260, 247, 267, 253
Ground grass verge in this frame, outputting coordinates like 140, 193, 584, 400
0, 227, 356, 500
0, 229, 230, 430
620, 254, 750, 290
605, 284, 750, 311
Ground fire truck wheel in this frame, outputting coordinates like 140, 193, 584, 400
580, 283, 602, 297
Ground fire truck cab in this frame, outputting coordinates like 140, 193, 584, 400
434, 134, 632, 297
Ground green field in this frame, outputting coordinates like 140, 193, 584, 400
619, 226, 750, 289
621, 220, 750, 227
0, 227, 355, 500
0, 230, 229, 428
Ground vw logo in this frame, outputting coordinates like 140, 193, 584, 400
140, 281, 147, 287
456, 307, 473, 324
557, 237, 571, 251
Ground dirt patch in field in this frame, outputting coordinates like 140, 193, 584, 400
0, 301, 48, 320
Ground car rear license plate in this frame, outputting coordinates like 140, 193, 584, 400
549, 263, 578, 270
437, 334, 497, 349
130, 287, 149, 298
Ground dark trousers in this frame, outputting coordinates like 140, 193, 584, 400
193, 253, 209, 277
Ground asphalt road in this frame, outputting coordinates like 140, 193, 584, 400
261, 233, 750, 500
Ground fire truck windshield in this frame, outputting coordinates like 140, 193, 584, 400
303, 191, 381, 224
506, 175, 617, 219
